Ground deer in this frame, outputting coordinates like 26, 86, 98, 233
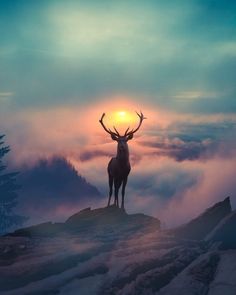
99, 111, 146, 210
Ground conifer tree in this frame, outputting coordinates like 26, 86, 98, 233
0, 134, 27, 233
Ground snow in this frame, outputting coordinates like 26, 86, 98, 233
157, 251, 213, 295
208, 250, 236, 295
59, 274, 106, 295
1, 205, 236, 295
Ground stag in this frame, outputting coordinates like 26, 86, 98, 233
99, 111, 146, 209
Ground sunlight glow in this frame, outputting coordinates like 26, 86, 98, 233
118, 111, 126, 117
113, 110, 135, 125
100, 108, 139, 135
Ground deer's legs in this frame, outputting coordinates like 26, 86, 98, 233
107, 175, 113, 207
114, 185, 119, 207
121, 177, 127, 210
114, 179, 121, 207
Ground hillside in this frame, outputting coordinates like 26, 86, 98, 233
18, 157, 101, 199
16, 157, 102, 222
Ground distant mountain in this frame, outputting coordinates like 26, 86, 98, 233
16, 157, 102, 221
19, 156, 101, 199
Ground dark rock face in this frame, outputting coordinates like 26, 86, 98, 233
172, 197, 232, 240
205, 210, 236, 249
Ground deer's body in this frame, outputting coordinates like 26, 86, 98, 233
107, 141, 131, 208
99, 111, 145, 209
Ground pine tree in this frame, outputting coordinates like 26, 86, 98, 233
0, 134, 27, 233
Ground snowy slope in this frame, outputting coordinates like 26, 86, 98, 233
0, 199, 235, 295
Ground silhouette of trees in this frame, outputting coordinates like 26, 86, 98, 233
0, 134, 27, 233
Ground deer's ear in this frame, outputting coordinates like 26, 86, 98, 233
126, 133, 133, 141
111, 134, 118, 141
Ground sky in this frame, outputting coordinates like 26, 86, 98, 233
0, 0, 236, 226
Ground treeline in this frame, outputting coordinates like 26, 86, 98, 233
0, 134, 27, 233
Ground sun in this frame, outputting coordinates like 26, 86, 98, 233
114, 110, 134, 124
118, 111, 126, 117
117, 111, 127, 121
101, 106, 140, 134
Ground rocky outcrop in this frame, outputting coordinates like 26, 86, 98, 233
8, 206, 161, 238
66, 205, 161, 230
172, 197, 232, 240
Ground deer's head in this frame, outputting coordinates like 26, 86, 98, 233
99, 111, 146, 155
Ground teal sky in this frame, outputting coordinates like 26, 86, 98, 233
1, 0, 236, 113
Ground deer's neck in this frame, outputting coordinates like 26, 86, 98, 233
116, 146, 130, 164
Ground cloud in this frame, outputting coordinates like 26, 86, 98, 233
0, 103, 233, 228
0, 92, 13, 97
0, 91, 13, 104
138, 119, 236, 162
157, 157, 236, 227
128, 163, 202, 200
141, 137, 215, 161
80, 149, 112, 162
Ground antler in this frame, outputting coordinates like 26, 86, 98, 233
99, 113, 120, 137
99, 111, 146, 138
125, 111, 146, 136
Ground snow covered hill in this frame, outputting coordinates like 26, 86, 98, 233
0, 198, 235, 295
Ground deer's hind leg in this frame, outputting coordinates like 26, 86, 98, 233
114, 178, 122, 208
107, 174, 113, 207
121, 177, 128, 210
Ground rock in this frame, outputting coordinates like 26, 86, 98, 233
207, 250, 236, 295
66, 205, 126, 225
66, 205, 161, 235
158, 251, 220, 295
8, 206, 161, 238
172, 197, 232, 240
188, 252, 220, 285
205, 210, 236, 249
3, 246, 11, 254
18, 244, 26, 250
8, 222, 65, 237
1, 198, 236, 295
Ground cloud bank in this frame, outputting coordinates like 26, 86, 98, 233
1, 102, 235, 227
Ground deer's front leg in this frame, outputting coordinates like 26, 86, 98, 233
121, 177, 128, 210
114, 179, 121, 208
107, 174, 113, 207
